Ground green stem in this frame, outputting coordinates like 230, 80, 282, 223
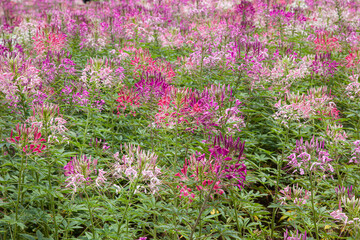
48, 165, 59, 240
81, 108, 91, 155
34, 171, 49, 236
117, 178, 139, 235
271, 125, 289, 238
189, 179, 217, 240
309, 171, 319, 240
199, 189, 202, 238
270, 155, 282, 238
84, 187, 95, 236
174, 123, 179, 170
153, 214, 157, 239
14, 154, 26, 239
357, 114, 360, 139
110, 93, 117, 145
231, 189, 241, 233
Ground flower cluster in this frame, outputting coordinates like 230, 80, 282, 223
7, 123, 47, 155
274, 87, 339, 126
331, 186, 360, 230
153, 87, 192, 129
313, 31, 341, 53
134, 71, 169, 102
0, 46, 42, 109
129, 48, 175, 82
349, 140, 360, 164
26, 103, 68, 144
287, 136, 334, 176
36, 50, 76, 84
175, 134, 246, 202
33, 28, 67, 55
116, 87, 141, 117
345, 74, 360, 99
310, 53, 339, 77
153, 84, 245, 134
80, 57, 124, 88
61, 83, 106, 110
279, 184, 311, 206
112, 144, 162, 194
345, 48, 360, 69
79, 20, 109, 50
64, 155, 107, 193
325, 124, 348, 143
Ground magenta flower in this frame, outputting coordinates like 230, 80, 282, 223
135, 71, 169, 100
7, 123, 47, 155
335, 185, 354, 199
177, 183, 196, 203
175, 134, 246, 202
287, 136, 334, 176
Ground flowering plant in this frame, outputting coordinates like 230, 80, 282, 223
112, 144, 162, 194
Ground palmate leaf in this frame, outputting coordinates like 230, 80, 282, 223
1, 215, 26, 230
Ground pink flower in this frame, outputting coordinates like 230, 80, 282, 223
314, 31, 341, 53
349, 140, 360, 164
279, 184, 311, 206
330, 209, 348, 224
287, 137, 334, 176
63, 155, 102, 193
177, 184, 196, 202
7, 124, 47, 155
95, 169, 107, 187
117, 87, 141, 117
112, 144, 162, 194
33, 29, 67, 55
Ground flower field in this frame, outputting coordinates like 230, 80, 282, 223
1, 0, 360, 239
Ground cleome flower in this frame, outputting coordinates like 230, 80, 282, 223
287, 136, 334, 176
279, 184, 311, 206
64, 155, 107, 193
26, 103, 68, 144
175, 134, 246, 202
112, 144, 162, 194
33, 27, 67, 55
7, 123, 47, 155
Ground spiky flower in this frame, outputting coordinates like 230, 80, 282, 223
279, 184, 311, 206
26, 103, 68, 144
112, 144, 162, 194
33, 28, 67, 55
283, 229, 307, 240
80, 57, 124, 88
175, 134, 246, 202
287, 136, 334, 176
7, 123, 46, 155
350, 140, 360, 164
64, 155, 106, 193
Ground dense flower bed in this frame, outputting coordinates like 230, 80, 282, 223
1, 0, 360, 239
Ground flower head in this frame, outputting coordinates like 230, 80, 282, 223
64, 155, 105, 193
287, 136, 334, 176
7, 123, 47, 155
112, 144, 161, 194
